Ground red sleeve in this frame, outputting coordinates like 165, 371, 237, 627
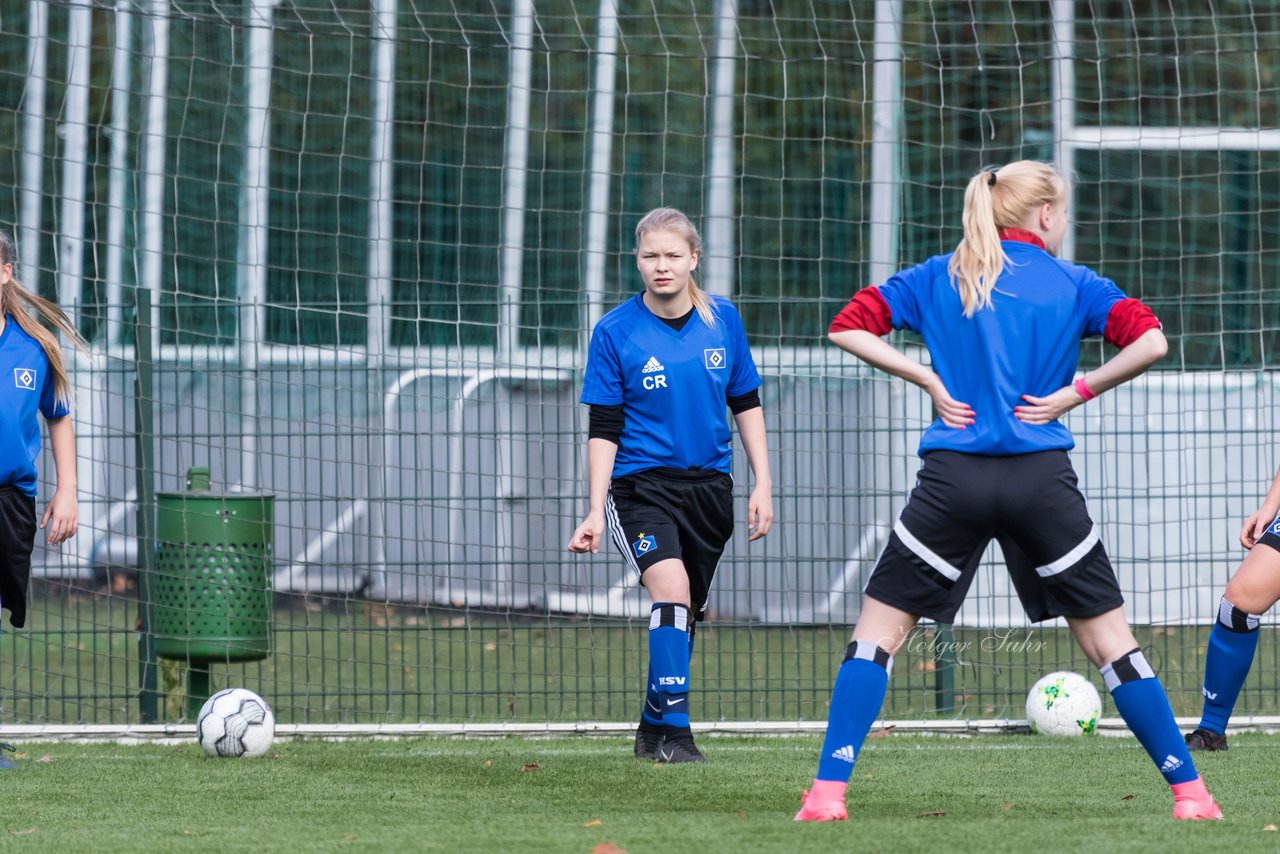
1103, 298, 1161, 348
830, 286, 893, 336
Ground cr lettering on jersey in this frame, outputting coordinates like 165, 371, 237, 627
657, 676, 687, 686
13, 368, 37, 391
641, 355, 668, 390
703, 348, 726, 369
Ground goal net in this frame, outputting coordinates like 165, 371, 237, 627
0, 0, 1277, 727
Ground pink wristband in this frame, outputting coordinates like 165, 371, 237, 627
1073, 377, 1097, 402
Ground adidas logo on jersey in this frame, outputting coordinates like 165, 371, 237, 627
1160, 754, 1184, 774
830, 745, 856, 764
642, 356, 665, 374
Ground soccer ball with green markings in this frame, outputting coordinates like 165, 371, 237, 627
1026, 671, 1101, 736
197, 688, 275, 758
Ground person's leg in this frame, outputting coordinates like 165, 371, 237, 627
1070, 608, 1221, 819
0, 487, 36, 771
634, 559, 698, 759
1190, 543, 1280, 747
798, 452, 992, 821
647, 471, 734, 763
794, 597, 919, 821
603, 483, 691, 759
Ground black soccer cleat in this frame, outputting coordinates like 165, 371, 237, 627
657, 727, 707, 763
634, 719, 666, 760
1185, 727, 1228, 752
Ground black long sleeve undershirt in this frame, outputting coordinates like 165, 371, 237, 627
587, 388, 762, 443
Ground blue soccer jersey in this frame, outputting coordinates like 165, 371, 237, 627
581, 293, 761, 475
0, 315, 70, 497
877, 241, 1125, 455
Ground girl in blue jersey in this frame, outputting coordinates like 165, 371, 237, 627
1183, 470, 1280, 752
794, 161, 1222, 821
568, 207, 773, 763
0, 229, 83, 770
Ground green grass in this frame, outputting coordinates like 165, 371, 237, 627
1, 733, 1277, 852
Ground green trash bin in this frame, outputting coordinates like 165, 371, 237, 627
153, 467, 273, 718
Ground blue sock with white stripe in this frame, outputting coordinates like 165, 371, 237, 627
1102, 648, 1198, 785
1198, 597, 1261, 735
815, 641, 891, 783
642, 603, 691, 729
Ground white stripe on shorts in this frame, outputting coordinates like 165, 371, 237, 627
1035, 525, 1100, 578
892, 519, 961, 582
604, 494, 642, 577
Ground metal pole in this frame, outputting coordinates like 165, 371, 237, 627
1051, 0, 1076, 260
59, 0, 92, 329
498, 0, 533, 363
365, 0, 397, 599
703, 0, 738, 298
20, 0, 48, 290
581, 0, 618, 345
136, 0, 170, 725
238, 0, 278, 490
867, 0, 902, 288
106, 1, 134, 344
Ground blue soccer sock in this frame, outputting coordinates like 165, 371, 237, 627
641, 603, 691, 729
1102, 648, 1198, 785
814, 640, 892, 783
1198, 597, 1261, 735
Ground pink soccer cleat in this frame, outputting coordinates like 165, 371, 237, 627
1171, 776, 1224, 820
793, 780, 848, 822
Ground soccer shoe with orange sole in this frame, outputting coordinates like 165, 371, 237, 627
793, 780, 848, 822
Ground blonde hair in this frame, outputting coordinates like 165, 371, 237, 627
947, 160, 1067, 317
634, 207, 716, 328
0, 230, 87, 409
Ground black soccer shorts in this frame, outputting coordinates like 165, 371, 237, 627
864, 449, 1124, 624
604, 467, 735, 619
0, 485, 38, 629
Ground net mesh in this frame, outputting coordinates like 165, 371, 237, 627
0, 0, 1276, 725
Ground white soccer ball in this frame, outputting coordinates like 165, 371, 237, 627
196, 688, 276, 758
1026, 671, 1101, 736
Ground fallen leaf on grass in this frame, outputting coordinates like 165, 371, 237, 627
36, 755, 54, 763
735, 811, 746, 819
590, 844, 627, 854
521, 764, 539, 772
343, 834, 358, 843
582, 819, 602, 828
13, 753, 27, 760
483, 759, 492, 767
8, 829, 36, 836
916, 811, 945, 818
1001, 803, 1012, 811
1265, 825, 1278, 832
866, 726, 896, 739
1121, 795, 1135, 801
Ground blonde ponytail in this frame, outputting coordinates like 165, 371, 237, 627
635, 207, 716, 328
947, 161, 1067, 317
0, 230, 88, 409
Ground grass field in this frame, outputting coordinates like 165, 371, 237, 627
1, 733, 1277, 852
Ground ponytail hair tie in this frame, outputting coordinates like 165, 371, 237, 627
987, 171, 998, 188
